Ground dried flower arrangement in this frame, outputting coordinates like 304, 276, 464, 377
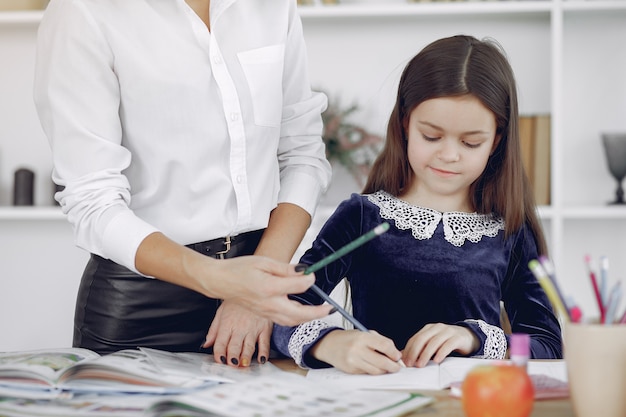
321, 93, 383, 187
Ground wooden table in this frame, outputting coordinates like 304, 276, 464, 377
271, 359, 575, 417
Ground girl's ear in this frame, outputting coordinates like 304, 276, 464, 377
490, 134, 502, 155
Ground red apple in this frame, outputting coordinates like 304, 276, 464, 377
461, 364, 534, 417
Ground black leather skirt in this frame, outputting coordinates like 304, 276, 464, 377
73, 230, 264, 354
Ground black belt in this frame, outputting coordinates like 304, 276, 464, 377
186, 229, 265, 259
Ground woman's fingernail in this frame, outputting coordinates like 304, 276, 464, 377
259, 356, 267, 364
220, 356, 227, 364
295, 263, 307, 273
231, 358, 239, 366
241, 358, 249, 367
328, 307, 338, 315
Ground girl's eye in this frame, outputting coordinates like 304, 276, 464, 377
463, 141, 482, 149
422, 134, 439, 142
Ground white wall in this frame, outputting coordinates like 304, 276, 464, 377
0, 218, 88, 351
0, 23, 54, 207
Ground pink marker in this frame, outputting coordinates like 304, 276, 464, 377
510, 333, 530, 371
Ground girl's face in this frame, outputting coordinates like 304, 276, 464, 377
403, 94, 499, 212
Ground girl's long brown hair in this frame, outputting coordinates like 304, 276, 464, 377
363, 35, 547, 255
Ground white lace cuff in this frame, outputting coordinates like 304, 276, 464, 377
288, 320, 332, 368
465, 319, 507, 359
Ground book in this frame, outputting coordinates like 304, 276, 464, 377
306, 357, 568, 395
0, 372, 434, 417
0, 394, 153, 417
145, 372, 434, 417
0, 347, 275, 398
519, 114, 551, 206
449, 370, 570, 400
533, 114, 551, 206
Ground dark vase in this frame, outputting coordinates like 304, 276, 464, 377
13, 168, 35, 206
601, 133, 626, 205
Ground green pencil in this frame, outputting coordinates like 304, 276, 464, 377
303, 222, 390, 275
302, 221, 405, 367
303, 222, 390, 333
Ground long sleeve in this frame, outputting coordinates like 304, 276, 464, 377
275, 2, 331, 217
501, 225, 563, 359
272, 196, 365, 368
34, 0, 331, 272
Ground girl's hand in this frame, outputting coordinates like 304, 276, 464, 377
310, 329, 403, 375
402, 323, 479, 368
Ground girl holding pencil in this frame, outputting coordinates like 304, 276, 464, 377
272, 35, 563, 375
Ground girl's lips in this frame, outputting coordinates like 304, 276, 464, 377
430, 166, 458, 176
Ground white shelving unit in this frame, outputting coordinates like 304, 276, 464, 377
1, 2, 625, 350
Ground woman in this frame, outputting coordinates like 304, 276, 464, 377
34, 0, 332, 367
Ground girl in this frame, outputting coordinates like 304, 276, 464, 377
272, 35, 562, 375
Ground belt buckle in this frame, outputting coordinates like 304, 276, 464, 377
215, 236, 231, 259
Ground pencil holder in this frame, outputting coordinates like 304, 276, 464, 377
564, 322, 626, 417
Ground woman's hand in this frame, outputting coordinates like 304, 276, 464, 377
402, 323, 479, 368
310, 329, 403, 375
198, 255, 333, 326
203, 301, 272, 367
136, 232, 333, 327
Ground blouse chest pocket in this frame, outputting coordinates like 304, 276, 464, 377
237, 44, 285, 128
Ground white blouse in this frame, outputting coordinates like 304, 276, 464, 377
34, 0, 331, 272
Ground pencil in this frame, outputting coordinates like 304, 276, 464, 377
304, 222, 390, 275
538, 256, 573, 321
599, 256, 609, 306
604, 281, 622, 325
303, 222, 405, 366
584, 255, 606, 323
303, 222, 389, 332
528, 260, 570, 322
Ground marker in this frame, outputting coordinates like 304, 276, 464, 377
304, 222, 405, 367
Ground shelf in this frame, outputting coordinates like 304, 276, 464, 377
563, 0, 626, 12
298, 1, 552, 18
0, 206, 64, 220
561, 205, 626, 220
0, 10, 44, 25
2, 2, 626, 25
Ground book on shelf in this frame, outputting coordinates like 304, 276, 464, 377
306, 356, 568, 398
520, 114, 551, 206
0, 347, 276, 399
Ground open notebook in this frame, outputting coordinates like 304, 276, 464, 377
306, 357, 569, 398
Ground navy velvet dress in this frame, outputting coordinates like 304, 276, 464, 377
272, 191, 563, 368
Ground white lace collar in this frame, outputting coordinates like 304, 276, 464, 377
367, 191, 504, 247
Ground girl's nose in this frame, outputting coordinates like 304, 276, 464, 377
438, 139, 460, 162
